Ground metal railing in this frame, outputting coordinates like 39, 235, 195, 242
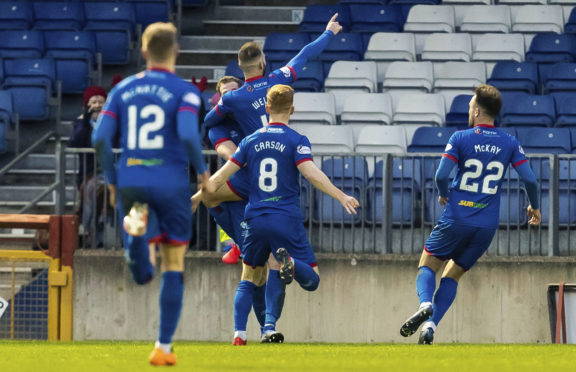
60, 148, 575, 256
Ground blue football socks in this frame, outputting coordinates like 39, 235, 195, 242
234, 280, 256, 332
264, 270, 285, 332
416, 266, 436, 304
294, 259, 320, 291
253, 283, 267, 329
158, 271, 184, 344
124, 232, 154, 285
431, 277, 459, 325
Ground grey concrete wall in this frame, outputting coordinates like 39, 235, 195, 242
73, 251, 576, 343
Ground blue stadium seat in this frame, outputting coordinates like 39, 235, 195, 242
0, 90, 13, 154
44, 31, 96, 93
316, 33, 364, 72
366, 158, 422, 225
525, 33, 576, 64
349, 5, 405, 33
445, 94, 472, 128
533, 159, 576, 226
33, 2, 84, 31
2, 58, 55, 121
407, 127, 456, 153
263, 33, 310, 63
224, 60, 244, 81
315, 157, 366, 224
499, 168, 528, 227
565, 7, 576, 34
0, 30, 44, 59
487, 61, 539, 94
555, 95, 576, 127
422, 157, 457, 225
516, 128, 570, 154
83, 2, 136, 65
341, 0, 387, 4
0, 1, 33, 31
541, 63, 576, 94
299, 5, 351, 34
500, 94, 556, 128
499, 127, 517, 138
125, 0, 172, 29
270, 61, 324, 92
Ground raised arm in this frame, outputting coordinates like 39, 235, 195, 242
297, 160, 359, 215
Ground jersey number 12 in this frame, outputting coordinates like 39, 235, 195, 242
127, 104, 165, 150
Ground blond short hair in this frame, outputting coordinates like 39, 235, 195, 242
142, 22, 178, 63
267, 85, 294, 114
216, 76, 242, 94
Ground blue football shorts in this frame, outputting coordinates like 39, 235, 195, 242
424, 220, 496, 270
242, 213, 317, 268
209, 200, 248, 253
117, 185, 192, 245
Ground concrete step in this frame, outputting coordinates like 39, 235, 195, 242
244, 0, 338, 5
0, 171, 76, 186
0, 185, 77, 207
7, 153, 77, 171
179, 35, 264, 51
203, 20, 300, 36
214, 6, 304, 23
177, 50, 238, 67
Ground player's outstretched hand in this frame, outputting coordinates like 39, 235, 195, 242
326, 13, 342, 35
527, 206, 541, 226
198, 170, 213, 193
340, 195, 360, 215
107, 184, 117, 209
438, 196, 448, 207
191, 190, 203, 214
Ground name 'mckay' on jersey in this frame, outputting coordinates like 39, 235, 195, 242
230, 123, 312, 219
441, 125, 528, 229
100, 69, 201, 188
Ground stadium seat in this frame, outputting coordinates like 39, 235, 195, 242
355, 125, 407, 153
293, 124, 354, 153
486, 62, 539, 94
393, 93, 445, 126
421, 33, 472, 62
2, 58, 55, 121
445, 94, 473, 128
0, 1, 33, 31
263, 33, 310, 63
317, 33, 365, 71
404, 5, 456, 33
299, 5, 351, 34
366, 158, 422, 225
516, 127, 570, 153
472, 34, 525, 63
291, 92, 337, 125
566, 8, 576, 33
83, 2, 136, 65
532, 159, 576, 225
525, 33, 576, 64
497, 0, 546, 4
511, 5, 564, 34
0, 90, 13, 154
421, 157, 457, 224
324, 61, 377, 93
364, 32, 416, 62
290, 61, 324, 92
348, 4, 405, 33
443, 0, 489, 4
44, 31, 96, 93
407, 126, 455, 153
342, 93, 393, 126
499, 168, 528, 226
224, 60, 243, 81
541, 63, 576, 93
0, 30, 44, 59
316, 157, 367, 224
433, 62, 485, 92
125, 0, 172, 28
555, 96, 576, 126
33, 2, 84, 31
382, 61, 434, 93
460, 5, 511, 33
500, 94, 556, 128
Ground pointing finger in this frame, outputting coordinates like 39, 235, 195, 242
329, 13, 338, 23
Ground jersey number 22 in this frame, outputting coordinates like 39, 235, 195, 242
459, 159, 504, 195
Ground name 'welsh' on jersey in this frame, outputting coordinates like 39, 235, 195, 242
230, 123, 312, 219
441, 125, 528, 229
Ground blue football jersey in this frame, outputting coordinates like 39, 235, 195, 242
100, 68, 201, 188
207, 118, 243, 149
212, 66, 297, 137
230, 123, 312, 219
441, 125, 527, 229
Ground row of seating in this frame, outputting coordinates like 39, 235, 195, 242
338, 0, 576, 6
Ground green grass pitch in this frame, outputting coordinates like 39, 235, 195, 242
0, 341, 574, 372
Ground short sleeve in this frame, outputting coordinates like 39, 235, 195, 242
208, 125, 231, 149
268, 65, 297, 85
442, 133, 459, 163
294, 135, 313, 166
511, 137, 528, 168
214, 91, 233, 117
230, 137, 247, 167
178, 85, 201, 115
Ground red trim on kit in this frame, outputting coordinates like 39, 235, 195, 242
178, 106, 197, 114
310, 262, 318, 268
101, 110, 117, 119
214, 137, 231, 149
296, 158, 312, 166
148, 232, 188, 245
474, 124, 495, 128
148, 67, 173, 73
287, 65, 297, 81
215, 105, 224, 117
513, 159, 528, 168
229, 157, 242, 167
245, 75, 263, 83
226, 180, 244, 199
442, 153, 458, 163
268, 122, 287, 127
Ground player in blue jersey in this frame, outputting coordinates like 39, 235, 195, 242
204, 85, 359, 343
92, 23, 209, 366
399, 84, 541, 345
193, 13, 343, 210
207, 76, 268, 345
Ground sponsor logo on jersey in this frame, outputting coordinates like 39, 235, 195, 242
297, 145, 311, 154
246, 85, 254, 92
183, 92, 200, 106
253, 81, 268, 88
280, 66, 291, 78
126, 157, 164, 166
519, 145, 525, 155
261, 195, 283, 202
267, 127, 284, 133
458, 200, 488, 209
475, 128, 482, 135
230, 130, 239, 138
445, 143, 453, 152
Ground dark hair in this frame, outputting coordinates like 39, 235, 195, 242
216, 76, 242, 94
238, 42, 262, 67
474, 84, 502, 118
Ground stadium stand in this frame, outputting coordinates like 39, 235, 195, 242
0, 1, 33, 31
500, 94, 556, 127
472, 33, 525, 63
32, 1, 84, 31
382, 61, 433, 92
341, 93, 393, 125
316, 32, 365, 72
324, 61, 377, 93
355, 125, 407, 153
393, 93, 445, 126
299, 5, 351, 34
348, 4, 405, 33
460, 5, 512, 33
511, 5, 564, 34
555, 96, 576, 126
291, 92, 337, 125
126, 0, 172, 28
363, 32, 416, 83
486, 61, 539, 94
0, 30, 44, 59
224, 60, 243, 80
516, 127, 571, 154
291, 124, 354, 153
445, 94, 473, 128
407, 127, 455, 152
421, 33, 472, 62
264, 33, 310, 63
525, 33, 576, 64
404, 5, 456, 33
541, 62, 576, 94
433, 61, 485, 92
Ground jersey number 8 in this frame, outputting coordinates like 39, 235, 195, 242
259, 158, 278, 192
127, 104, 165, 150
459, 159, 504, 195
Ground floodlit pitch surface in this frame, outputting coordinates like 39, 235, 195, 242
0, 341, 574, 371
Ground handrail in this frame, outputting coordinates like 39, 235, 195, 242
0, 130, 56, 178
